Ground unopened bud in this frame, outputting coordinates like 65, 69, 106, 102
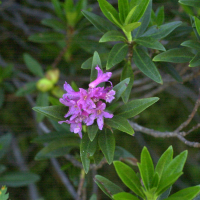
36, 78, 53, 92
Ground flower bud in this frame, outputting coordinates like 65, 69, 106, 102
45, 69, 60, 84
36, 78, 53, 92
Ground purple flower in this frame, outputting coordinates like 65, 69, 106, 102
89, 66, 112, 88
58, 66, 115, 138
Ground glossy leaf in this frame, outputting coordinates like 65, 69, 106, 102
165, 186, 200, 200
32, 105, 68, 121
135, 37, 166, 51
82, 10, 116, 33
133, 46, 163, 84
87, 125, 98, 141
181, 40, 200, 51
106, 43, 128, 70
133, 0, 152, 38
35, 137, 79, 160
162, 64, 183, 82
99, 30, 126, 43
195, 17, 200, 36
0, 133, 12, 160
123, 22, 141, 32
28, 32, 64, 43
113, 192, 140, 200
0, 172, 40, 187
91, 51, 102, 82
121, 62, 134, 103
36, 92, 49, 122
137, 147, 154, 190
118, 0, 129, 23
126, 0, 150, 23
105, 115, 134, 136
97, 0, 120, 26
98, 129, 115, 164
112, 78, 130, 103
125, 6, 137, 25
116, 97, 159, 118
15, 81, 36, 96
80, 133, 97, 173
113, 161, 145, 198
0, 88, 4, 108
41, 18, 65, 30
94, 175, 123, 198
189, 53, 200, 67
23, 53, 44, 77
179, 0, 200, 8
141, 21, 182, 39
153, 48, 194, 63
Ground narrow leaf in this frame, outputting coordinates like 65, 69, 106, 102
156, 6, 164, 26
0, 88, 4, 108
23, 54, 44, 77
51, 0, 65, 20
15, 81, 36, 96
99, 30, 126, 43
0, 134, 12, 160
116, 97, 159, 118
81, 57, 93, 69
133, 46, 163, 84
157, 187, 172, 200
181, 40, 200, 51
113, 161, 145, 198
123, 22, 141, 32
153, 48, 194, 63
105, 115, 134, 136
118, 0, 129, 23
106, 43, 128, 70
179, 0, 200, 8
195, 17, 200, 36
189, 53, 200, 67
98, 129, 115, 164
41, 18, 65, 30
113, 192, 140, 200
91, 51, 102, 82
125, 6, 137, 25
87, 125, 98, 141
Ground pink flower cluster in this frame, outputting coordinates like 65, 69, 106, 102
58, 66, 115, 138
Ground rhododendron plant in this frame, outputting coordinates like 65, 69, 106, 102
58, 66, 115, 138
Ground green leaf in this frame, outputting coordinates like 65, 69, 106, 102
28, 32, 64, 43
15, 81, 36, 96
156, 6, 164, 26
0, 134, 12, 160
97, 0, 120, 26
126, 0, 150, 23
113, 192, 140, 200
113, 161, 145, 198
89, 194, 97, 200
0, 186, 9, 200
90, 51, 102, 82
23, 54, 44, 77
195, 17, 200, 36
125, 6, 137, 25
0, 64, 13, 80
112, 78, 130, 103
157, 187, 171, 200
0, 172, 40, 187
98, 129, 115, 164
87, 125, 98, 141
32, 105, 68, 121
99, 30, 126, 43
114, 146, 136, 161
35, 137, 80, 160
189, 53, 200, 67
115, 97, 159, 118
162, 64, 183, 82
135, 37, 166, 51
133, 0, 152, 38
82, 10, 116, 33
81, 57, 93, 69
118, 0, 129, 23
106, 43, 128, 70
80, 133, 97, 173
32, 131, 73, 144
41, 18, 65, 30
137, 147, 154, 190
94, 175, 123, 198
120, 62, 134, 103
133, 46, 162, 84
181, 40, 200, 51
123, 22, 141, 32
105, 115, 134, 136
153, 48, 194, 63
179, 0, 200, 8
36, 92, 49, 122
0, 165, 6, 174
165, 186, 200, 200
142, 21, 182, 39
0, 88, 4, 108
51, 0, 65, 20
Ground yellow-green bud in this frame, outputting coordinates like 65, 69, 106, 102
36, 78, 53, 92
45, 69, 60, 84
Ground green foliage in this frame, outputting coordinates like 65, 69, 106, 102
0, 186, 9, 200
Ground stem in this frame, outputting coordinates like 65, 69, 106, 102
124, 31, 132, 42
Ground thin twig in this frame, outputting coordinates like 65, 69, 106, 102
77, 169, 86, 200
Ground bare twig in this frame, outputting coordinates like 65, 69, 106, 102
77, 169, 86, 200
